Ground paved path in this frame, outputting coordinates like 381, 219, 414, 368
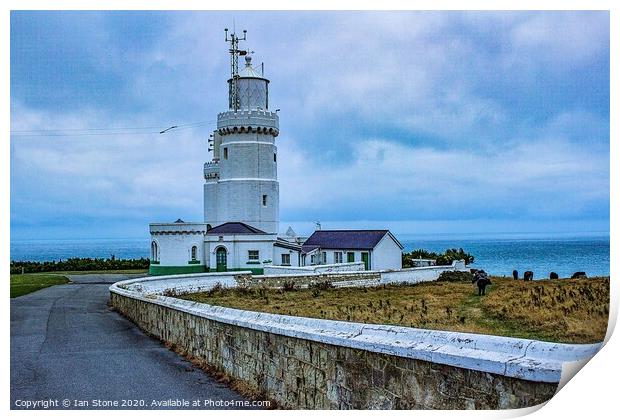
11, 274, 256, 410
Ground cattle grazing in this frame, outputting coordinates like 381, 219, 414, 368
524, 271, 534, 281
571, 272, 587, 279
512, 270, 519, 280
549, 272, 559, 280
473, 270, 492, 296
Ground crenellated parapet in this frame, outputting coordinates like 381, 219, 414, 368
150, 222, 208, 236
204, 161, 220, 181
217, 110, 279, 137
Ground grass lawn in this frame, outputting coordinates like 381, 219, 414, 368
10, 274, 70, 298
10, 269, 147, 297
179, 276, 610, 344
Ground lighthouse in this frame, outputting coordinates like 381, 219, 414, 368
149, 29, 300, 275
147, 28, 402, 276
203, 30, 279, 234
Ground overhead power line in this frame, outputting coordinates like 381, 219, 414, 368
10, 120, 216, 137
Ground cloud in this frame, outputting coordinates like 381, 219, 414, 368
10, 11, 610, 238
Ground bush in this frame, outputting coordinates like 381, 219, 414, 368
402, 248, 475, 268
438, 271, 474, 283
282, 280, 297, 291
10, 257, 150, 274
310, 280, 334, 291
435, 248, 475, 265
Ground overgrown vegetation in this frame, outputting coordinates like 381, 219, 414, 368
179, 276, 610, 344
437, 270, 474, 282
10, 274, 70, 298
402, 248, 475, 267
10, 257, 150, 274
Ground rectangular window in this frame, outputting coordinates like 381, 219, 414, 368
281, 253, 290, 266
262, 195, 267, 206
274, 153, 277, 162
321, 252, 327, 264
310, 254, 316, 265
223, 147, 228, 159
347, 252, 355, 263
334, 252, 343, 264
248, 250, 259, 260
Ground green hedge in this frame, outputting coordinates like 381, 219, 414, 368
10, 257, 150, 274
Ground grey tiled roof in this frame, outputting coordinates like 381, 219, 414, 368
302, 230, 401, 252
206, 222, 268, 235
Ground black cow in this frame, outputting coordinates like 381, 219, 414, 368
571, 272, 587, 279
473, 270, 492, 295
549, 272, 559, 280
524, 271, 534, 281
512, 270, 519, 280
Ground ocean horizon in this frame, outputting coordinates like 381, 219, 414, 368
10, 232, 610, 279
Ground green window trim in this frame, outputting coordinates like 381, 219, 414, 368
188, 260, 202, 265
150, 261, 161, 265
246, 261, 262, 265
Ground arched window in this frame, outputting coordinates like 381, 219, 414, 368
151, 241, 158, 262
191, 245, 198, 261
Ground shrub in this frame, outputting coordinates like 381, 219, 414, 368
310, 280, 334, 291
437, 270, 474, 283
436, 248, 475, 265
402, 248, 474, 268
10, 257, 150, 274
206, 282, 224, 297
282, 280, 297, 291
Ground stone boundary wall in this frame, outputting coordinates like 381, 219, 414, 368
379, 260, 469, 284
262, 260, 469, 287
109, 275, 602, 409
264, 262, 366, 275
239, 271, 381, 289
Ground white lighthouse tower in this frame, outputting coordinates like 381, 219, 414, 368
148, 28, 403, 275
149, 29, 301, 275
204, 29, 279, 234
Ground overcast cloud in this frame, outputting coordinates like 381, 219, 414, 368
10, 11, 609, 239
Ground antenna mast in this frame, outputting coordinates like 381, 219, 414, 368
224, 27, 247, 112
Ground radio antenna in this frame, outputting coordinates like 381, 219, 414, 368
224, 27, 247, 112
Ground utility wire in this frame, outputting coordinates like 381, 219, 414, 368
10, 120, 216, 137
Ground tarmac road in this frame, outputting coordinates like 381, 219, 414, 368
10, 274, 257, 410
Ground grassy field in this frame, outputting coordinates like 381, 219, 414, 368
179, 276, 610, 344
10, 274, 71, 298
10, 269, 147, 298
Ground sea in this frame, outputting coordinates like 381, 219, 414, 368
10, 233, 610, 279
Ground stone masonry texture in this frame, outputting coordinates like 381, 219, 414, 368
110, 292, 557, 410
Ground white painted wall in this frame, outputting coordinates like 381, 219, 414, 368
206, 110, 280, 234
264, 262, 365, 275
272, 248, 301, 267
150, 223, 207, 267
373, 234, 403, 270
379, 260, 468, 284
301, 236, 402, 271
205, 234, 277, 270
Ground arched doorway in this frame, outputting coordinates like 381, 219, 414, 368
216, 247, 227, 272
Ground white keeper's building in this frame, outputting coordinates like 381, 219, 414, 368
148, 31, 402, 275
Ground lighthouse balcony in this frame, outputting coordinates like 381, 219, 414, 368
204, 161, 220, 181
217, 110, 279, 136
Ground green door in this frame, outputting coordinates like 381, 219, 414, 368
347, 252, 355, 263
361, 252, 370, 270
216, 248, 227, 272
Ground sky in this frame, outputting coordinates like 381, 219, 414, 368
10, 11, 610, 239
